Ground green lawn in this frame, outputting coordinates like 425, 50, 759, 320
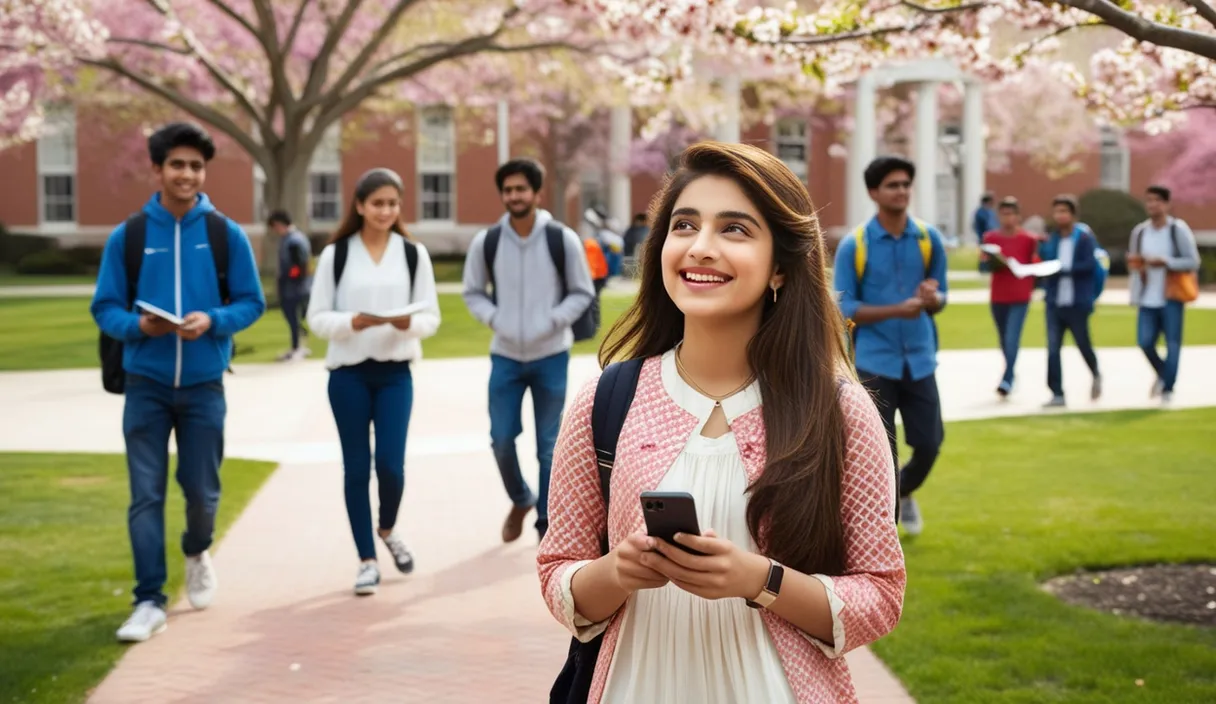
948, 246, 981, 272
877, 408, 1216, 702
0, 273, 96, 287
0, 453, 276, 704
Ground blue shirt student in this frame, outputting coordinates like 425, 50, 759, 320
834, 216, 949, 381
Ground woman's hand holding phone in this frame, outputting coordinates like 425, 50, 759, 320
643, 529, 769, 601
610, 532, 670, 593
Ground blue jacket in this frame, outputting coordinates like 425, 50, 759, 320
91, 193, 266, 387
1038, 224, 1097, 312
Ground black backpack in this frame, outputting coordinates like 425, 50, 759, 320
99, 211, 230, 395
484, 222, 599, 342
333, 234, 418, 299
549, 357, 644, 703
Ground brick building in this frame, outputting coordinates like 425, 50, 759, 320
1, 102, 1213, 265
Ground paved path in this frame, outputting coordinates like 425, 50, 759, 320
4, 347, 1215, 703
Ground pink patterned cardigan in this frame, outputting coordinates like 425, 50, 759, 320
537, 356, 906, 703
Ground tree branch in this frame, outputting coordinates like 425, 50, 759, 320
1009, 19, 1105, 62
1058, 0, 1216, 60
898, 0, 987, 14
1180, 0, 1216, 29
301, 0, 366, 103
318, 0, 425, 107
283, 0, 313, 54
108, 38, 191, 55
200, 0, 260, 40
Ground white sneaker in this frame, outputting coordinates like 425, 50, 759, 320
355, 562, 381, 596
380, 531, 415, 574
899, 497, 924, 536
116, 601, 167, 642
293, 347, 312, 360
186, 551, 217, 610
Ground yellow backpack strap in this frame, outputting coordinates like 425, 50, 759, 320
853, 224, 867, 281
912, 217, 932, 273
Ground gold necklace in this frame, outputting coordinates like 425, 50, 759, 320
674, 343, 754, 408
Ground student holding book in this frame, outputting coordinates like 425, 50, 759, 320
306, 168, 441, 596
978, 197, 1041, 397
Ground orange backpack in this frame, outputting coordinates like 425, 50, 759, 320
584, 238, 609, 280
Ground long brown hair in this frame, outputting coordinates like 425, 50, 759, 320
327, 167, 415, 244
600, 141, 853, 576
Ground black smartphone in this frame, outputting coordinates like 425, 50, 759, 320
640, 491, 707, 556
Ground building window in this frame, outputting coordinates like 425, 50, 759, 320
418, 106, 455, 221
1099, 125, 1129, 191
774, 118, 808, 180
38, 108, 77, 224
309, 124, 342, 224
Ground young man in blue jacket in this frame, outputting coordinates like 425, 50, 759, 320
834, 156, 949, 537
1038, 194, 1102, 408
91, 122, 265, 642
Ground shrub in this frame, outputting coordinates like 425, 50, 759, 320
1077, 189, 1147, 277
1199, 246, 1216, 285
0, 229, 56, 267
16, 249, 88, 275
63, 245, 103, 270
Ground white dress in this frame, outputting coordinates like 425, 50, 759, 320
600, 352, 799, 703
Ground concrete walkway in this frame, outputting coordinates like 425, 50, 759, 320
4, 347, 1215, 703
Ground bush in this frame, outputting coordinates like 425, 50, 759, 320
63, 246, 103, 270
1199, 246, 1216, 285
0, 228, 56, 267
1078, 187, 1146, 256
16, 249, 88, 275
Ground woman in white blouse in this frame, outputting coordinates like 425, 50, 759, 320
306, 168, 441, 596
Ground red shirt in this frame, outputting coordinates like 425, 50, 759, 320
983, 229, 1040, 303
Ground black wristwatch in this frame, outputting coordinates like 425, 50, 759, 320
745, 558, 784, 609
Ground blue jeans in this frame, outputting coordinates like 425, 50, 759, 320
123, 374, 226, 607
488, 351, 569, 535
1138, 301, 1185, 392
1046, 305, 1100, 398
990, 302, 1030, 388
328, 360, 413, 561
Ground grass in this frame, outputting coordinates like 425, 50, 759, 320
877, 408, 1216, 702
948, 246, 981, 272
0, 452, 276, 704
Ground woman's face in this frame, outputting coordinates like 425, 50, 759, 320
356, 185, 402, 233
660, 174, 781, 321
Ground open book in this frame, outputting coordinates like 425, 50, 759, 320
135, 300, 185, 327
980, 244, 1062, 279
357, 300, 429, 323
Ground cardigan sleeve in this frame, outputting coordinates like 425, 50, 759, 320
814, 381, 907, 657
537, 372, 614, 640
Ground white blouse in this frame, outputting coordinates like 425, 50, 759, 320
305, 233, 441, 370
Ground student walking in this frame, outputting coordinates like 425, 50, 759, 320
538, 142, 904, 703
91, 122, 266, 642
833, 155, 948, 537
1038, 194, 1102, 408
979, 197, 1040, 397
306, 168, 441, 596
462, 158, 595, 544
268, 209, 313, 361
1128, 185, 1201, 404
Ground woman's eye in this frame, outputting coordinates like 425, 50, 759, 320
672, 220, 695, 231
723, 224, 749, 236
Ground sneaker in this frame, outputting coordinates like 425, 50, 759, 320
276, 350, 296, 362
1043, 395, 1066, 409
502, 501, 536, 543
354, 562, 381, 596
116, 601, 167, 642
380, 531, 415, 574
1151, 379, 1164, 398
1091, 375, 1102, 401
1161, 390, 1174, 405
996, 381, 1011, 398
899, 497, 923, 536
292, 347, 312, 360
185, 551, 217, 610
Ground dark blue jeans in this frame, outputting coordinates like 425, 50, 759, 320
1046, 305, 1100, 398
328, 360, 413, 561
488, 351, 569, 535
990, 302, 1030, 388
123, 374, 226, 608
278, 283, 307, 350
1138, 301, 1185, 392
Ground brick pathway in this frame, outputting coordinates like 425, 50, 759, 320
3, 347, 1212, 703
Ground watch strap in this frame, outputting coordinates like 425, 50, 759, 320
745, 559, 784, 609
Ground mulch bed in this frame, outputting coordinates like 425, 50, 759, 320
1042, 564, 1216, 627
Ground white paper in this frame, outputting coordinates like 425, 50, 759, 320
134, 300, 185, 326
359, 300, 428, 321
980, 244, 1061, 279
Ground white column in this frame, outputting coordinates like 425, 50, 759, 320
847, 73, 878, 228
496, 100, 510, 164
714, 73, 742, 143
609, 104, 632, 229
962, 81, 986, 245
913, 81, 939, 228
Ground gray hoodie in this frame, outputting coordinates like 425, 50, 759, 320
462, 209, 596, 362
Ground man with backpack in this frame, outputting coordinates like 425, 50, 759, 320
834, 155, 949, 537
90, 122, 265, 643
1038, 194, 1103, 408
1128, 185, 1201, 404
462, 157, 595, 543
267, 209, 314, 361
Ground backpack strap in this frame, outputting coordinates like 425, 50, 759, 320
851, 224, 867, 284
403, 238, 419, 302
590, 357, 645, 555
545, 222, 570, 300
1168, 220, 1180, 258
122, 213, 147, 311
333, 237, 350, 289
1131, 223, 1146, 255
484, 225, 502, 304
333, 234, 417, 300
205, 212, 230, 303
912, 217, 933, 274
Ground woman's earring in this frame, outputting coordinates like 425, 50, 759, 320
771, 283, 779, 303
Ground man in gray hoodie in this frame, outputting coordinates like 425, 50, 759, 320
462, 158, 595, 542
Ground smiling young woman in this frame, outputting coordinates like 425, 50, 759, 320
537, 142, 905, 703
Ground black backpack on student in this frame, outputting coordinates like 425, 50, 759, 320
484, 223, 599, 342
332, 234, 419, 300
549, 357, 644, 703
99, 211, 231, 395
